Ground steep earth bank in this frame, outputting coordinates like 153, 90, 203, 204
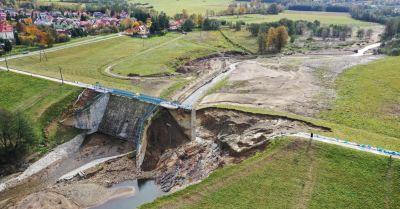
153, 107, 329, 192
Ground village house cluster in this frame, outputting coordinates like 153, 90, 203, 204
0, 7, 186, 42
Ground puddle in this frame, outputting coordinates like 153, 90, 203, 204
91, 179, 166, 209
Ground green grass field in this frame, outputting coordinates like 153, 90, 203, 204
132, 0, 232, 15
220, 29, 258, 53
0, 71, 81, 150
2, 31, 238, 94
142, 137, 400, 209
319, 56, 400, 139
2, 35, 101, 58
216, 11, 377, 26
112, 31, 236, 76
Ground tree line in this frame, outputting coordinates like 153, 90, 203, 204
380, 17, 400, 56
219, 2, 284, 16
287, 3, 350, 13
246, 18, 365, 53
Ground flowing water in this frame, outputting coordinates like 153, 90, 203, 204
182, 62, 241, 106
91, 179, 166, 209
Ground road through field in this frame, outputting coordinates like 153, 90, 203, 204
0, 33, 122, 62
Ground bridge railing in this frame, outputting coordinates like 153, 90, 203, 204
110, 88, 191, 110
91, 83, 192, 110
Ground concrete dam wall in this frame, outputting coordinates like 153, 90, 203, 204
98, 95, 157, 139
74, 93, 157, 140
73, 90, 193, 169
74, 93, 110, 134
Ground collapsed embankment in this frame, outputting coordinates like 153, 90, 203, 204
152, 107, 330, 192
0, 103, 331, 208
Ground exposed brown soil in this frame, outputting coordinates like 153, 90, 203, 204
153, 108, 329, 192
200, 53, 383, 117
0, 133, 135, 209
142, 109, 191, 171
10, 191, 80, 209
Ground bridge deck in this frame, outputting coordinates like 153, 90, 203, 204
93, 85, 192, 110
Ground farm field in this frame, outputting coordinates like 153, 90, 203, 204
132, 0, 233, 15
0, 71, 81, 147
142, 137, 400, 209
1, 31, 237, 94
216, 10, 377, 27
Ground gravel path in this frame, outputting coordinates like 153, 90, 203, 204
291, 132, 400, 159
0, 33, 121, 62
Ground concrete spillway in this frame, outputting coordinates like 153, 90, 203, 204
73, 91, 193, 169
74, 93, 157, 140
98, 95, 157, 139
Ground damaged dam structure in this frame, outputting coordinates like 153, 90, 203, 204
73, 90, 194, 168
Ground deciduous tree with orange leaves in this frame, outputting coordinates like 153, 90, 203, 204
266, 26, 288, 52
275, 26, 289, 51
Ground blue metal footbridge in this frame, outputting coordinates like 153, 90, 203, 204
93, 84, 192, 110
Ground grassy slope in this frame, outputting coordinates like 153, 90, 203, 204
112, 31, 237, 76
132, 0, 232, 15
0, 71, 81, 149
1, 35, 170, 92
220, 29, 258, 53
2, 31, 239, 93
142, 138, 400, 209
319, 56, 400, 139
216, 11, 377, 27
2, 35, 99, 58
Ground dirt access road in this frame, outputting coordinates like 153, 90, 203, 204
0, 33, 122, 62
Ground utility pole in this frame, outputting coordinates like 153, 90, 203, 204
40, 49, 48, 62
44, 49, 48, 61
4, 52, 9, 71
59, 66, 64, 85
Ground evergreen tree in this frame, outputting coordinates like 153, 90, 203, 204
182, 19, 195, 32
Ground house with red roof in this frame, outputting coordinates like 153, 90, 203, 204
169, 20, 183, 31
0, 12, 14, 40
